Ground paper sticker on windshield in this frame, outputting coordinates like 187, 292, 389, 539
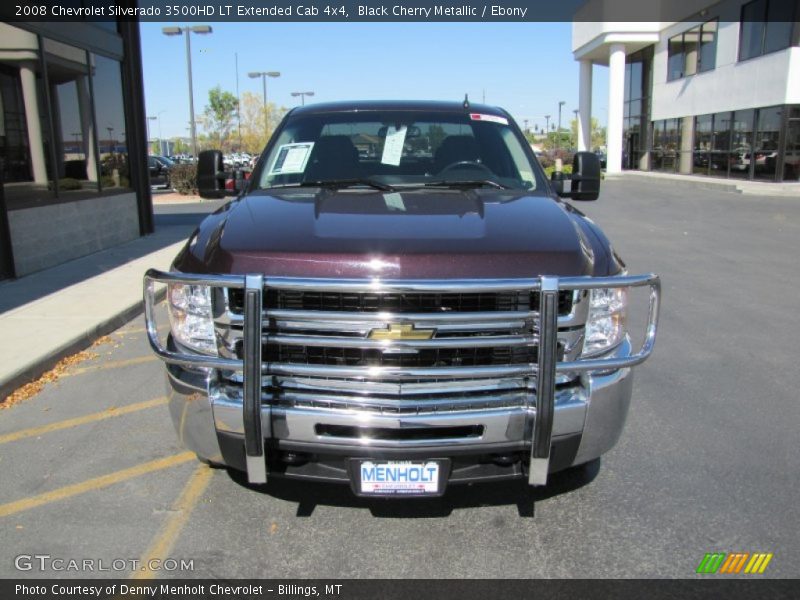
381, 126, 407, 166
270, 142, 314, 174
470, 113, 508, 126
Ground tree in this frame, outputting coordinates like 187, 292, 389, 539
569, 117, 606, 151
239, 91, 288, 154
203, 86, 239, 150
173, 138, 189, 155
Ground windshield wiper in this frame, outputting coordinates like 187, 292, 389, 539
423, 179, 511, 190
298, 178, 395, 192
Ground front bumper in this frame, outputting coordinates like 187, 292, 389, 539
164, 347, 633, 484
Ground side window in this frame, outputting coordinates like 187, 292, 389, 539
739, 0, 794, 61
667, 19, 718, 81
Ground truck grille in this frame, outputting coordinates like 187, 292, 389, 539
216, 282, 585, 413
263, 345, 539, 367
228, 289, 574, 315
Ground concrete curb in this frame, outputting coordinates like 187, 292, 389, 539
615, 171, 800, 197
0, 300, 146, 401
0, 241, 184, 402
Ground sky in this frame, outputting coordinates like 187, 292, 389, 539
140, 21, 609, 141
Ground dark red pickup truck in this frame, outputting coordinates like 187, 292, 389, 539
144, 101, 660, 497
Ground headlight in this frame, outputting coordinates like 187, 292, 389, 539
167, 283, 217, 355
582, 287, 628, 357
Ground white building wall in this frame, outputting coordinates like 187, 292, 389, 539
784, 46, 800, 104
651, 14, 795, 121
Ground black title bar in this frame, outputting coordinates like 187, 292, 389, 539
3, 0, 799, 22
2, 579, 799, 600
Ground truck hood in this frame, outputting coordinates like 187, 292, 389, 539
175, 188, 596, 278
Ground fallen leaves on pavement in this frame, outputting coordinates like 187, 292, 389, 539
1, 350, 99, 408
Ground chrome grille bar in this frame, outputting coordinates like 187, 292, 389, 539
243, 274, 266, 484
263, 363, 539, 380
264, 333, 538, 350
267, 309, 537, 323
264, 277, 543, 293
530, 276, 558, 486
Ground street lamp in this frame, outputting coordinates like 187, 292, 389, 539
156, 110, 167, 154
147, 116, 156, 149
162, 25, 213, 160
291, 91, 315, 106
557, 101, 566, 151
572, 109, 579, 149
544, 115, 551, 145
248, 71, 280, 135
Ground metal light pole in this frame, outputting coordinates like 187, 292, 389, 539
162, 25, 213, 161
557, 101, 566, 151
291, 91, 314, 106
157, 110, 166, 154
544, 115, 551, 145
572, 109, 579, 149
248, 71, 280, 136
147, 116, 156, 151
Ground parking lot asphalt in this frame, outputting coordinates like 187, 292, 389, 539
0, 180, 798, 579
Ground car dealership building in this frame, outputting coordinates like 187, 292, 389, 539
0, 13, 151, 281
573, 0, 800, 181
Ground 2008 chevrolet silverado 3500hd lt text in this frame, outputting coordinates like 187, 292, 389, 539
144, 101, 661, 497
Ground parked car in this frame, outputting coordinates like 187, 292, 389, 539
147, 155, 174, 189
594, 150, 607, 169
144, 101, 661, 497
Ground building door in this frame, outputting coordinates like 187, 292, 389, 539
625, 132, 639, 169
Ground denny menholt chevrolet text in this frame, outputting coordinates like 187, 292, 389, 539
144, 101, 661, 498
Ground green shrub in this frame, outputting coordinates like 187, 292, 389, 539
170, 163, 197, 195
48, 177, 82, 191
543, 164, 573, 178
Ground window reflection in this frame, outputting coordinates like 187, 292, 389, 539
784, 117, 800, 181
43, 38, 98, 190
693, 114, 713, 175
651, 119, 683, 172
739, 0, 794, 61
753, 107, 782, 180
92, 54, 130, 190
0, 34, 56, 208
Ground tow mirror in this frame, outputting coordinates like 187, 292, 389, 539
569, 151, 601, 200
197, 150, 227, 199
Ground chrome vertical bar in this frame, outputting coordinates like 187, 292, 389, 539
243, 274, 266, 484
530, 276, 558, 486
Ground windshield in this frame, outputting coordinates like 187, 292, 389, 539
255, 110, 541, 191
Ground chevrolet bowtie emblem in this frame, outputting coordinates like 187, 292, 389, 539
368, 323, 435, 340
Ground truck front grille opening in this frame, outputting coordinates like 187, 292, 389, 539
314, 424, 484, 441
227, 289, 574, 315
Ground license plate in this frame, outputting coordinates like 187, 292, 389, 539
354, 460, 445, 496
